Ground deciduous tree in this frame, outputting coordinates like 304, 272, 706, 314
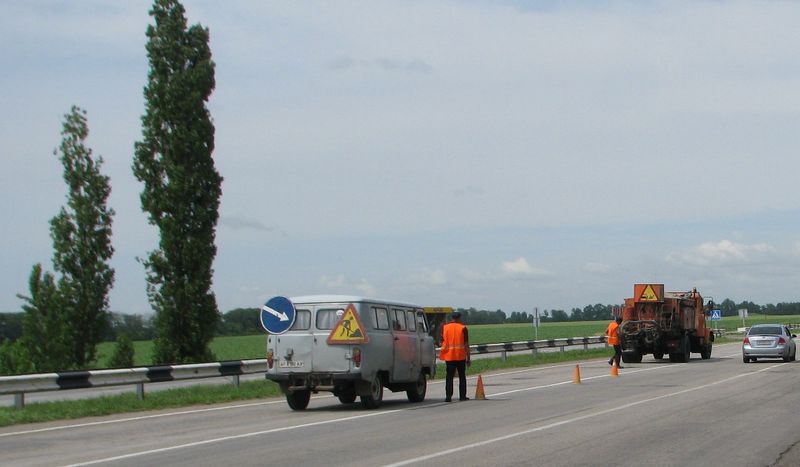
50, 106, 115, 367
133, 0, 222, 363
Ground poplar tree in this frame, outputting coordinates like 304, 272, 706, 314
133, 0, 222, 364
52, 106, 115, 367
18, 106, 115, 370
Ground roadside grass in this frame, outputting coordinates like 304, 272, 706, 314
0, 380, 283, 428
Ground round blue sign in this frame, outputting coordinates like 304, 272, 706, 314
260, 296, 296, 334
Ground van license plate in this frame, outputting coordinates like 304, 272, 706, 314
280, 360, 304, 368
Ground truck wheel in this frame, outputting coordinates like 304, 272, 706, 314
286, 390, 311, 410
680, 336, 691, 363
407, 374, 427, 402
653, 352, 664, 360
622, 351, 642, 364
668, 353, 679, 362
361, 376, 384, 409
701, 342, 712, 360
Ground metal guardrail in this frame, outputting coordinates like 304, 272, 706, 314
0, 336, 608, 409
0, 359, 268, 409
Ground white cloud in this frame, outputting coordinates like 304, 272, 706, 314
501, 257, 550, 277
415, 268, 448, 286
319, 275, 347, 289
318, 275, 377, 298
354, 279, 377, 297
666, 240, 775, 267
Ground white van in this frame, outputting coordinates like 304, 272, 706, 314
264, 295, 436, 410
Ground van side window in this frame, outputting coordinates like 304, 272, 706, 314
373, 307, 389, 330
406, 310, 416, 331
416, 311, 428, 333
316, 308, 343, 330
393, 308, 407, 331
291, 309, 312, 330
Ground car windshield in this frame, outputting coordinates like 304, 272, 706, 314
749, 326, 782, 336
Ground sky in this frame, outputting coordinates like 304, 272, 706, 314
2, 0, 800, 316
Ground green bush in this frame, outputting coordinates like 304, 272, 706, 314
108, 334, 135, 368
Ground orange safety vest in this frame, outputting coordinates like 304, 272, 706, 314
439, 322, 468, 361
606, 321, 620, 346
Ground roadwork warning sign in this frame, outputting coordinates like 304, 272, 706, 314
327, 303, 369, 345
639, 285, 658, 301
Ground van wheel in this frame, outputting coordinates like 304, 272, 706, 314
286, 390, 311, 410
337, 388, 357, 404
361, 376, 384, 409
653, 352, 664, 360
407, 374, 427, 403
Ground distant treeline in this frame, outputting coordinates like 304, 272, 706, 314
2, 299, 799, 342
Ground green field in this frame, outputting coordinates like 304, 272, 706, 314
93, 322, 611, 368
92, 314, 800, 368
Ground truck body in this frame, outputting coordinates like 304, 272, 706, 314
264, 295, 436, 410
619, 284, 714, 363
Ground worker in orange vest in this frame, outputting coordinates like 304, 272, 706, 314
439, 311, 470, 402
606, 316, 623, 368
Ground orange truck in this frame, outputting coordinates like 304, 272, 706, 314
619, 284, 715, 363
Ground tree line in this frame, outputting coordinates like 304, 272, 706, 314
457, 300, 800, 325
4, 297, 798, 349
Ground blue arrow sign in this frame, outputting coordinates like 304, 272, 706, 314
260, 296, 296, 334
711, 309, 721, 321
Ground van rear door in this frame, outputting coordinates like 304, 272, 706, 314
312, 306, 352, 372
273, 307, 314, 372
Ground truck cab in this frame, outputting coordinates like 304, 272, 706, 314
264, 295, 436, 410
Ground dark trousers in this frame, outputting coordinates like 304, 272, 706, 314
445, 360, 467, 400
609, 345, 622, 366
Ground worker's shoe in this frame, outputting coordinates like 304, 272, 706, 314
459, 397, 470, 401
445, 397, 452, 402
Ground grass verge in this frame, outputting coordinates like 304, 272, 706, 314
1, 348, 613, 428
0, 380, 283, 428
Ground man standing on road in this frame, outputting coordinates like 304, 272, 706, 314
606, 316, 623, 369
439, 311, 470, 402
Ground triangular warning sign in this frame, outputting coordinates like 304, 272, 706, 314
640, 285, 658, 301
327, 303, 369, 345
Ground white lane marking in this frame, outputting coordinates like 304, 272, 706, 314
62, 409, 404, 467
383, 361, 789, 467
0, 397, 326, 438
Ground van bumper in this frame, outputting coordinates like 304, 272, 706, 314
266, 372, 362, 393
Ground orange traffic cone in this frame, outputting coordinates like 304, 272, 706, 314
475, 374, 486, 400
611, 361, 619, 377
573, 364, 581, 384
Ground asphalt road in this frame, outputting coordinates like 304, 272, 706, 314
2, 342, 799, 467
